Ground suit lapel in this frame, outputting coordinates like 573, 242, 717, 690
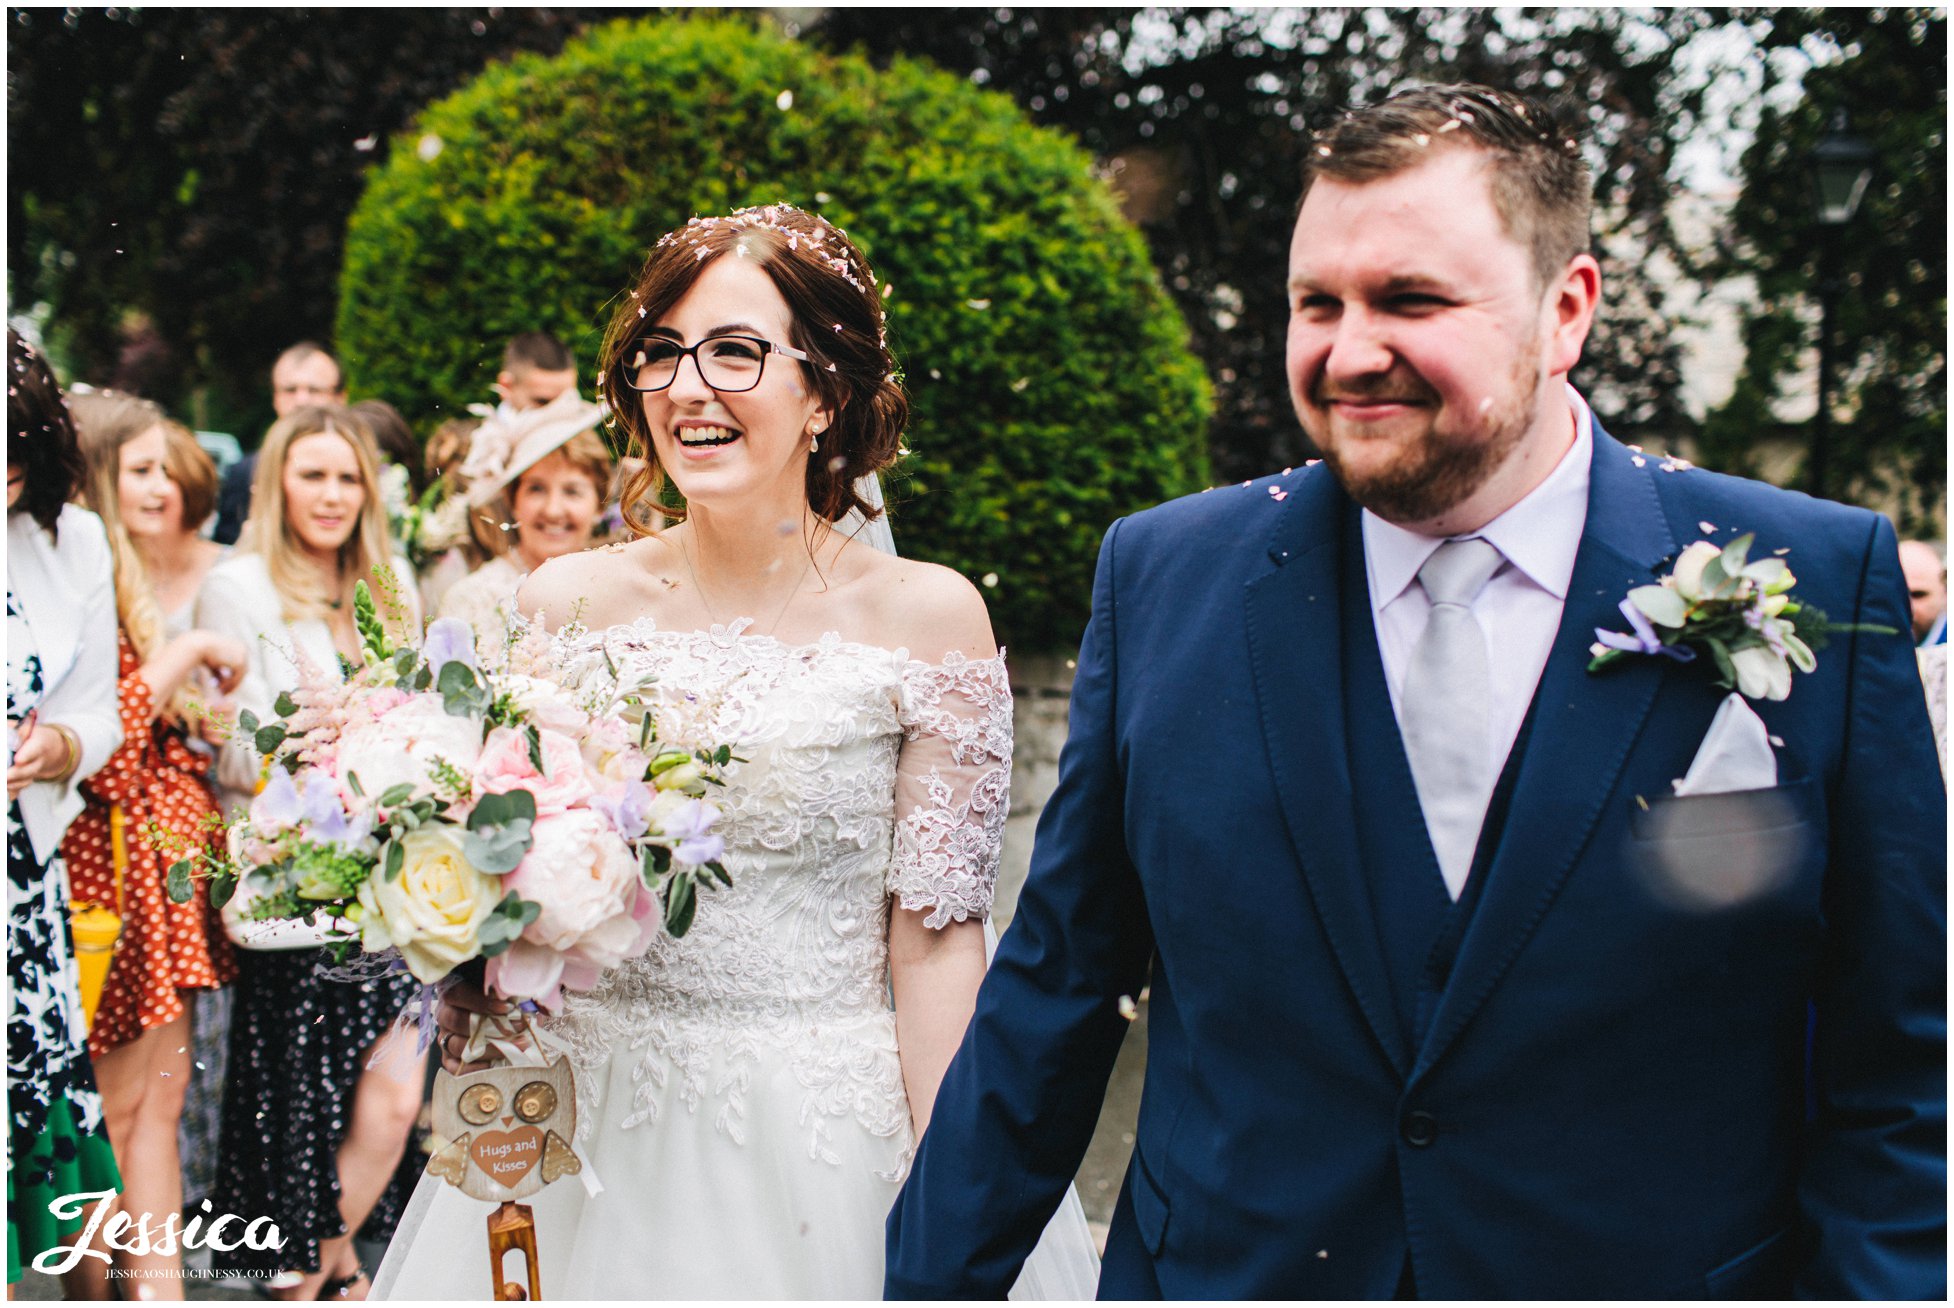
1412, 430, 1679, 1080
1244, 467, 1410, 1077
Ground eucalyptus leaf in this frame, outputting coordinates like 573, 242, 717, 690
166, 860, 193, 904
272, 691, 299, 717
254, 725, 287, 755
1627, 584, 1688, 630
468, 789, 537, 831
209, 870, 237, 909
385, 840, 406, 881
378, 782, 416, 808
1700, 554, 1732, 599
1719, 532, 1754, 576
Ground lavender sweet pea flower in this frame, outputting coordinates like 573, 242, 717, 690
1593, 598, 1696, 662
590, 779, 654, 841
299, 777, 374, 852
663, 798, 725, 868
254, 765, 304, 828
422, 617, 479, 674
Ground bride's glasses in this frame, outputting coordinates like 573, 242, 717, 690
617, 334, 812, 394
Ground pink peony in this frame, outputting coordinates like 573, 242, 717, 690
473, 726, 594, 816
491, 810, 656, 1006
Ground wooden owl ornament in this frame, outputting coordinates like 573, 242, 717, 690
429, 1058, 583, 1202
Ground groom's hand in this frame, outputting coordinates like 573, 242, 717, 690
436, 980, 513, 1075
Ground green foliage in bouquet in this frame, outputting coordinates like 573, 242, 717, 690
336, 14, 1212, 653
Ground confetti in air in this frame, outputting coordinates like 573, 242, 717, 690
776, 90, 794, 111
417, 133, 443, 162
1117, 995, 1139, 1021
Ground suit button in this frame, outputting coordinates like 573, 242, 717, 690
1401, 1110, 1437, 1148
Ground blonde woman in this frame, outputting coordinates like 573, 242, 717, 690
194, 405, 425, 1299
438, 392, 612, 661
53, 392, 246, 1298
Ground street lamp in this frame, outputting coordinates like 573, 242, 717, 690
1806, 110, 1875, 500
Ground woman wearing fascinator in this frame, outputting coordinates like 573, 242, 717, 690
437, 392, 615, 664
373, 205, 1098, 1299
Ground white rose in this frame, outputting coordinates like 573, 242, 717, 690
334, 695, 484, 804
356, 825, 501, 983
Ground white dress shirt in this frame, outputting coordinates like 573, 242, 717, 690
1362, 388, 1594, 896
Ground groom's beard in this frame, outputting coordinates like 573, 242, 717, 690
1307, 352, 1539, 526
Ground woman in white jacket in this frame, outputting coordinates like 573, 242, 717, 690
5, 331, 124, 1287
193, 404, 425, 1299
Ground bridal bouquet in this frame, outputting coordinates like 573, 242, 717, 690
170, 582, 735, 1008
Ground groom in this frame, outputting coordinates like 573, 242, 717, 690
887, 85, 1944, 1298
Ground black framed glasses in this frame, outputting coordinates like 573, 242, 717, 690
616, 334, 812, 394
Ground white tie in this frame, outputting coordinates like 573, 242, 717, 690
1400, 537, 1505, 899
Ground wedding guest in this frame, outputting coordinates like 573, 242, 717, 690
1900, 539, 1946, 645
412, 417, 499, 616
351, 398, 427, 499
60, 390, 247, 1297
438, 392, 611, 660
492, 331, 577, 416
5, 330, 125, 1287
1917, 641, 1947, 780
196, 405, 425, 1299
212, 342, 346, 546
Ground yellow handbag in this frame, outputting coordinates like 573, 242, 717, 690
70, 804, 127, 1033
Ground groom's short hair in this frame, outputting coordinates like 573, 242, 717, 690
1300, 84, 1592, 289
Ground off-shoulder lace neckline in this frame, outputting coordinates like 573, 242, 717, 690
557, 614, 1005, 669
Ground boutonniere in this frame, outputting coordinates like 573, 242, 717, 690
1588, 533, 1895, 701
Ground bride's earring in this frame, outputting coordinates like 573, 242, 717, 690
808, 421, 824, 455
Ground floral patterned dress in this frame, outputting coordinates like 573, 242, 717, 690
6, 587, 121, 1283
60, 630, 238, 1058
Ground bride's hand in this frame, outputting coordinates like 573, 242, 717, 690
436, 980, 514, 1075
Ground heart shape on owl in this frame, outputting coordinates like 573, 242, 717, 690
471, 1126, 545, 1188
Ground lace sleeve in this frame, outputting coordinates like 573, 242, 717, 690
890, 650, 1012, 929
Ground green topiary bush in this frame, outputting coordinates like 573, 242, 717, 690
337, 15, 1211, 653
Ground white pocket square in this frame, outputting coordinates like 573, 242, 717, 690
1673, 693, 1779, 797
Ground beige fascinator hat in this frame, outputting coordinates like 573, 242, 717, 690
460, 388, 607, 508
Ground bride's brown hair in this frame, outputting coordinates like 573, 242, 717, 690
599, 204, 907, 533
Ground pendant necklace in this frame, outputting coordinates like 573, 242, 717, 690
678, 526, 818, 646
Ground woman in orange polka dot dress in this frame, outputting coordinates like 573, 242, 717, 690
60, 391, 249, 1296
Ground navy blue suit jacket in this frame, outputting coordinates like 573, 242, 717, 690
887, 428, 1945, 1298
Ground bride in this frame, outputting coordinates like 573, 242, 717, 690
374, 205, 1097, 1299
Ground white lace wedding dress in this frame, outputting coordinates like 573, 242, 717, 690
374, 619, 1098, 1299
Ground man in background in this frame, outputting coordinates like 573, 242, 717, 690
492, 331, 576, 416
1900, 538, 1946, 645
211, 341, 345, 545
